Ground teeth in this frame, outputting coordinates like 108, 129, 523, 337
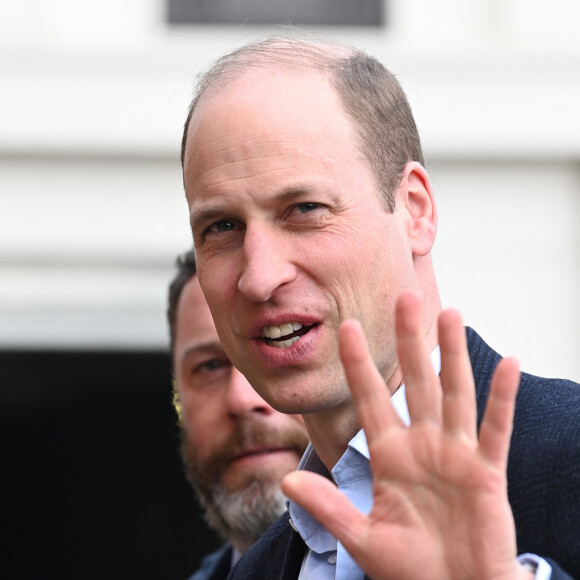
262, 322, 303, 339
270, 336, 301, 349
280, 323, 293, 336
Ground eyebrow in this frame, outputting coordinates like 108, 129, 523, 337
179, 341, 225, 364
190, 206, 229, 234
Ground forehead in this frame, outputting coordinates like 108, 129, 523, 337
193, 64, 342, 130
175, 276, 217, 346
183, 67, 362, 198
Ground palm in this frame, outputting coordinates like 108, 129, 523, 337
361, 426, 513, 579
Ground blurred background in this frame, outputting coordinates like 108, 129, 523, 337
1, 1, 579, 578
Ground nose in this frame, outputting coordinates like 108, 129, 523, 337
226, 367, 272, 417
237, 227, 296, 302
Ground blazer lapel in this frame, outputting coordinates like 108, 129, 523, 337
266, 520, 306, 580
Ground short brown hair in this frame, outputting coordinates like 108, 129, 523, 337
167, 248, 197, 355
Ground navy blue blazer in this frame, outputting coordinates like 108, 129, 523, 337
189, 544, 233, 580
229, 328, 580, 579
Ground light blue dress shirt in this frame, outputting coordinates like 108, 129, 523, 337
288, 346, 551, 580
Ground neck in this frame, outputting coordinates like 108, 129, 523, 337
304, 280, 443, 473
418, 268, 443, 356
303, 400, 360, 472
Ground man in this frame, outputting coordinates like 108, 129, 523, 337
180, 35, 580, 579
167, 249, 309, 579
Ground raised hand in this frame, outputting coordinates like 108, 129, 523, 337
282, 291, 531, 580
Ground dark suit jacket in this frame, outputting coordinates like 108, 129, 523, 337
229, 328, 580, 579
189, 544, 232, 580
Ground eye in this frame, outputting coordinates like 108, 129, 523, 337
188, 357, 232, 390
296, 202, 321, 213
284, 201, 330, 226
196, 358, 228, 373
209, 220, 238, 233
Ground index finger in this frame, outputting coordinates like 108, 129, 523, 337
339, 319, 404, 442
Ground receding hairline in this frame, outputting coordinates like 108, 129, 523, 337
197, 35, 358, 91
182, 35, 362, 160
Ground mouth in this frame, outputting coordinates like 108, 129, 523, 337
230, 446, 297, 462
261, 322, 315, 349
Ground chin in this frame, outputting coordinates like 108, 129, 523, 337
224, 457, 300, 492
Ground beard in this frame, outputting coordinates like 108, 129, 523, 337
180, 419, 308, 553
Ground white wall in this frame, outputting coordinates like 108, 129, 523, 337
1, 0, 579, 381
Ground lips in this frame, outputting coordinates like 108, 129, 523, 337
230, 446, 297, 463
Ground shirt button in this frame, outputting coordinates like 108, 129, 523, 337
328, 553, 337, 565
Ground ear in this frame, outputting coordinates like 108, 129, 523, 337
398, 161, 438, 257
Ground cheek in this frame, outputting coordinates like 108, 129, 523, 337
198, 257, 239, 314
181, 392, 222, 448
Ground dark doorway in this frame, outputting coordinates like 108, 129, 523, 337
1, 350, 221, 580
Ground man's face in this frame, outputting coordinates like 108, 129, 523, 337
174, 275, 308, 491
173, 276, 308, 547
184, 68, 418, 418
